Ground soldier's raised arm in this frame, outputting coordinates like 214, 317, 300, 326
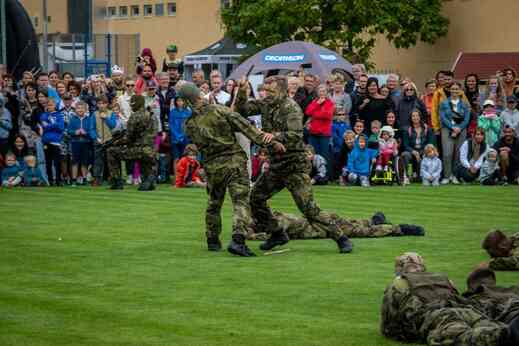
234, 79, 262, 117
222, 107, 272, 147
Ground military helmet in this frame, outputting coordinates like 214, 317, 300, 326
177, 82, 201, 106
395, 252, 426, 275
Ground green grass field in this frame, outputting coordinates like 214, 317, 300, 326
1, 185, 518, 345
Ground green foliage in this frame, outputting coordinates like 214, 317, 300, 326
221, 0, 449, 67
1, 185, 517, 345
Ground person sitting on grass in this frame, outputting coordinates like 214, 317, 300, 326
23, 154, 46, 186
482, 230, 519, 271
1, 152, 23, 188
175, 144, 205, 188
67, 101, 95, 186
376, 125, 398, 173
420, 144, 442, 187
494, 126, 519, 185
251, 148, 269, 182
479, 149, 501, 185
343, 134, 377, 187
305, 144, 328, 185
456, 127, 488, 183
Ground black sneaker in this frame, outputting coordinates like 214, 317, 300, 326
207, 237, 222, 252
110, 178, 124, 190
371, 212, 387, 225
259, 231, 289, 251
138, 177, 156, 191
399, 224, 425, 236
336, 235, 353, 253
227, 234, 256, 257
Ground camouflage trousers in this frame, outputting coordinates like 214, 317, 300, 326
250, 169, 343, 240
205, 163, 252, 239
106, 144, 156, 179
262, 212, 401, 239
421, 306, 508, 345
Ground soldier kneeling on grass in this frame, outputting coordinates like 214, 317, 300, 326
482, 230, 519, 271
106, 95, 158, 191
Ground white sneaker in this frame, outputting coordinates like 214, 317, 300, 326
450, 176, 460, 185
441, 178, 450, 185
432, 181, 440, 187
422, 180, 430, 186
126, 175, 133, 185
403, 176, 410, 185
376, 165, 382, 171
86, 172, 93, 182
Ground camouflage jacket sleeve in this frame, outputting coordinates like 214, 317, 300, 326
380, 278, 426, 342
273, 101, 304, 147
127, 110, 155, 143
234, 88, 262, 117
489, 256, 519, 271
219, 106, 266, 147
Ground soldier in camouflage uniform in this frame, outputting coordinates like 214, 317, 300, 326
178, 82, 282, 257
247, 211, 425, 240
235, 75, 353, 253
106, 95, 158, 191
381, 252, 519, 345
482, 230, 519, 270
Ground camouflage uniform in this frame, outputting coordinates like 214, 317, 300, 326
184, 102, 270, 240
106, 99, 158, 180
235, 86, 345, 241
248, 211, 401, 240
489, 232, 519, 271
381, 272, 509, 345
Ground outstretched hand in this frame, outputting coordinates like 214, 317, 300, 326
262, 132, 274, 144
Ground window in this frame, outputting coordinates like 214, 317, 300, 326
155, 3, 164, 16
131, 5, 140, 17
107, 6, 117, 18
119, 6, 128, 17
167, 2, 176, 16
144, 5, 153, 16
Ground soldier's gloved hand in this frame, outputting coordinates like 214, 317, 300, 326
272, 141, 286, 154
262, 132, 274, 144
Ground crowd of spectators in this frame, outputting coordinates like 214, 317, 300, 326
1, 45, 518, 189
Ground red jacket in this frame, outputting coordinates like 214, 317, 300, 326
305, 98, 335, 136
175, 156, 202, 187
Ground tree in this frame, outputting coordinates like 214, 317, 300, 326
221, 0, 449, 67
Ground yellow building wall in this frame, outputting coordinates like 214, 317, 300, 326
18, 0, 69, 34
371, 0, 519, 88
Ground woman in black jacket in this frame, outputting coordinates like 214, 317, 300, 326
395, 82, 427, 131
357, 77, 394, 134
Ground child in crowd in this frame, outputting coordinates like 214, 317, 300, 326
156, 133, 172, 183
478, 99, 502, 147
61, 93, 76, 184
67, 101, 95, 186
169, 96, 192, 169
376, 126, 398, 172
12, 135, 29, 169
305, 144, 328, 185
384, 110, 402, 145
337, 130, 356, 185
1, 152, 23, 187
479, 148, 500, 185
23, 154, 46, 186
420, 144, 442, 186
343, 135, 377, 187
332, 109, 351, 158
353, 119, 365, 138
175, 144, 205, 188
368, 120, 381, 150
92, 96, 118, 186
40, 98, 65, 186
251, 148, 269, 182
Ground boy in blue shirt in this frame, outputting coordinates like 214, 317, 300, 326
332, 108, 351, 179
68, 101, 96, 186
40, 98, 65, 186
343, 135, 377, 187
23, 154, 46, 186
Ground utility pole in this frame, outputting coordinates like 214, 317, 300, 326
42, 0, 49, 70
0, 0, 6, 66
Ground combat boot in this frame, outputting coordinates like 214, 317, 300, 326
259, 231, 289, 251
336, 235, 353, 253
399, 224, 425, 236
207, 237, 222, 252
109, 178, 124, 190
227, 234, 256, 257
371, 211, 387, 225
138, 176, 156, 191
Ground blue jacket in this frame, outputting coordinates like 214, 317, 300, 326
67, 114, 96, 142
439, 98, 471, 130
169, 106, 192, 144
40, 111, 65, 144
1, 164, 23, 183
24, 166, 45, 185
332, 121, 351, 153
346, 139, 378, 176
